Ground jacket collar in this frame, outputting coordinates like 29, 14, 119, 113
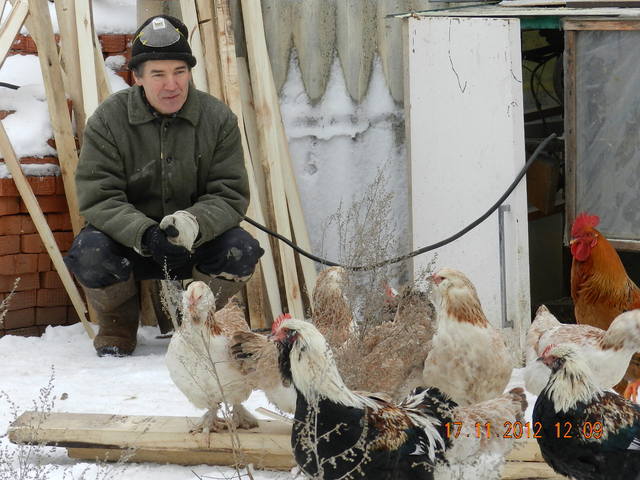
128, 84, 201, 126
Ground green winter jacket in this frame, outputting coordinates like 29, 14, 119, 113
75, 84, 249, 253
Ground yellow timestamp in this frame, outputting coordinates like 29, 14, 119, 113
444, 421, 604, 439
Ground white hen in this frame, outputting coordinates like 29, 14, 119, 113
165, 281, 257, 432
523, 305, 640, 395
423, 268, 512, 406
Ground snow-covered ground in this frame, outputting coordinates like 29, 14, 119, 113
0, 322, 294, 480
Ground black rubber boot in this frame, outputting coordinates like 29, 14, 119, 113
191, 268, 247, 310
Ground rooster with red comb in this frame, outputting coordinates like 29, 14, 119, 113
570, 212, 640, 400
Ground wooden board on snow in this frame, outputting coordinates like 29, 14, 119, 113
9, 411, 565, 477
8, 411, 294, 470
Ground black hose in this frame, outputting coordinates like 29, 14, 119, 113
244, 132, 558, 272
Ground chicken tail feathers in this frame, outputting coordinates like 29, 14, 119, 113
506, 387, 528, 423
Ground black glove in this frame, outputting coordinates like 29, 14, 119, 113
142, 225, 191, 270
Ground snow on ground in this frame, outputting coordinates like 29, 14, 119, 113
0, 322, 294, 480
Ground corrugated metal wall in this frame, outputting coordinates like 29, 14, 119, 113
259, 0, 438, 103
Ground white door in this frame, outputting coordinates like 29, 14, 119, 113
404, 16, 530, 357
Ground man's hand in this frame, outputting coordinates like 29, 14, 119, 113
143, 225, 190, 270
159, 210, 199, 251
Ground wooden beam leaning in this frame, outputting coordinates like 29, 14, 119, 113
195, 0, 223, 99
238, 57, 282, 320
0, 124, 94, 339
241, 0, 305, 319
22, 0, 83, 236
93, 27, 112, 103
0, 0, 28, 70
75, 0, 99, 118
207, 0, 279, 326
180, 0, 208, 91
53, 0, 86, 140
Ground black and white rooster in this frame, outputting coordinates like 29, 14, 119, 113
533, 344, 640, 480
272, 317, 454, 480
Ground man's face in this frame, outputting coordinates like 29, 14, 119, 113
133, 59, 191, 114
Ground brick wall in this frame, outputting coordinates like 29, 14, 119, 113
1, 34, 134, 337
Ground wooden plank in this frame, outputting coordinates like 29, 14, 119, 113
9, 411, 293, 470
505, 439, 546, 462
563, 18, 640, 29
241, 0, 305, 319
563, 30, 577, 245
0, 124, 93, 339
195, 0, 222, 99
501, 461, 566, 479
0, 0, 28, 71
237, 57, 282, 321
209, 0, 276, 326
21, 0, 83, 236
0, 0, 7, 25
396, 5, 640, 16
75, 0, 99, 118
93, 26, 112, 103
66, 447, 294, 470
567, 0, 640, 6
53, 0, 86, 141
179, 0, 208, 91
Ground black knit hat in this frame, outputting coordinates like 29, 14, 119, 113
128, 15, 197, 71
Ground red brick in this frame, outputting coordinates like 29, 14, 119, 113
47, 213, 72, 232
6, 326, 42, 337
28, 176, 57, 196
99, 34, 126, 53
35, 306, 67, 326
0, 216, 22, 235
0, 178, 18, 197
115, 70, 132, 85
0, 289, 37, 311
55, 177, 66, 195
54, 231, 74, 251
0, 235, 20, 255
37, 288, 70, 307
21, 234, 44, 253
0, 110, 15, 120
67, 305, 80, 325
11, 35, 37, 54
20, 195, 69, 214
0, 273, 39, 292
21, 231, 74, 253
19, 156, 59, 165
0, 254, 38, 274
37, 253, 51, 272
1, 307, 35, 329
40, 271, 63, 289
20, 216, 36, 234
0, 197, 20, 215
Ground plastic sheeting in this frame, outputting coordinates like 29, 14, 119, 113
575, 30, 640, 241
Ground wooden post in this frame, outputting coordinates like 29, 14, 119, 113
75, 0, 100, 118
0, 123, 94, 339
93, 27, 112, 103
53, 0, 86, 141
22, 0, 83, 236
195, 0, 222, 99
241, 0, 305, 319
0, 0, 28, 70
179, 0, 208, 91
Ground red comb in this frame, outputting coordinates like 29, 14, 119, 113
271, 313, 292, 333
541, 343, 556, 358
571, 213, 600, 237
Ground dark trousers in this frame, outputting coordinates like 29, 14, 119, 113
64, 224, 264, 289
